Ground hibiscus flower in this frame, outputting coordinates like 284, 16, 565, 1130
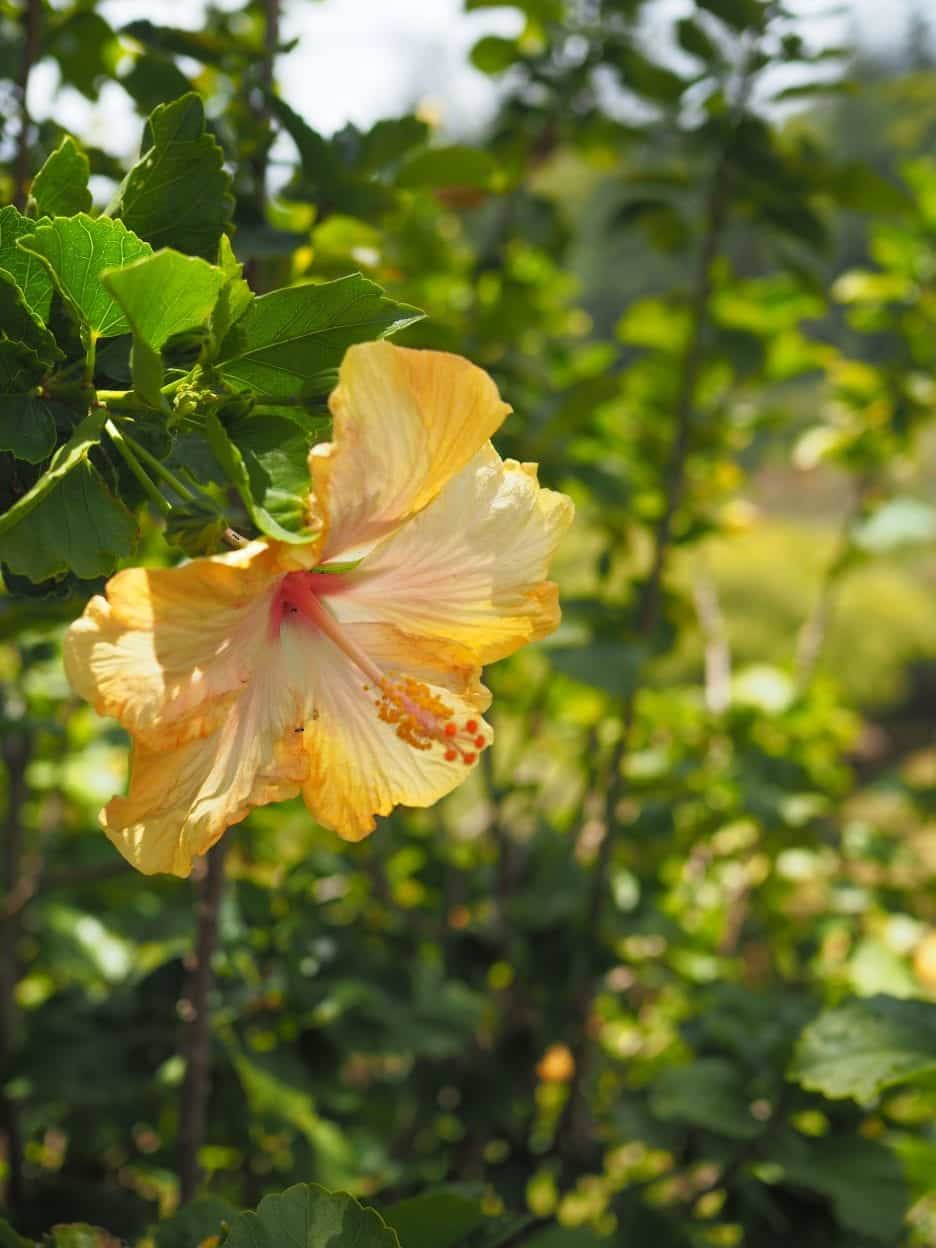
64, 342, 574, 876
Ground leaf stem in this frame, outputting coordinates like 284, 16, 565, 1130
104, 418, 171, 515
84, 333, 98, 386
120, 429, 197, 503
178, 839, 229, 1204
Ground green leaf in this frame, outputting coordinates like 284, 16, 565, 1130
0, 270, 62, 368
17, 215, 153, 340
47, 10, 116, 100
120, 52, 194, 114
0, 205, 54, 321
0, 337, 47, 397
0, 411, 137, 580
696, 0, 765, 31
0, 396, 65, 463
358, 116, 430, 172
216, 274, 423, 399
224, 1185, 399, 1248
153, 1196, 237, 1248
397, 146, 499, 191
650, 1057, 763, 1139
382, 1191, 486, 1248
470, 35, 521, 74
789, 995, 936, 1102
40, 1228, 119, 1248
101, 249, 225, 404
675, 17, 720, 62
204, 412, 312, 545
616, 47, 688, 103
547, 641, 644, 698
209, 234, 254, 349
109, 93, 234, 259
30, 137, 92, 217
120, 19, 238, 66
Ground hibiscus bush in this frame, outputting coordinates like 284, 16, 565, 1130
3, 0, 936, 1244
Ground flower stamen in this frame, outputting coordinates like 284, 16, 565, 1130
277, 572, 485, 764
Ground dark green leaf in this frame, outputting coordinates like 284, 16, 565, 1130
358, 116, 430, 172
121, 19, 238, 66
47, 11, 116, 100
216, 274, 423, 399
675, 17, 720, 62
17, 215, 153, 340
616, 47, 688, 103
120, 53, 194, 114
204, 412, 311, 544
0, 411, 137, 581
696, 0, 765, 32
226, 409, 317, 537
0, 337, 47, 396
0, 270, 62, 367
224, 1186, 399, 1248
764, 1130, 908, 1241
789, 995, 936, 1102
0, 396, 65, 463
382, 1191, 486, 1248
109, 93, 234, 260
548, 642, 644, 698
30, 137, 92, 218
650, 1057, 763, 1139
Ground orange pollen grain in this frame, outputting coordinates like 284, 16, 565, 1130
444, 721, 458, 737
463, 752, 477, 765
445, 748, 458, 762
474, 735, 486, 750
466, 719, 478, 733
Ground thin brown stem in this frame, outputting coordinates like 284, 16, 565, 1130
177, 839, 229, 1204
1, 728, 31, 1212
13, 0, 41, 209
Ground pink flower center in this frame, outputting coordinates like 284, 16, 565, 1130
271, 571, 483, 763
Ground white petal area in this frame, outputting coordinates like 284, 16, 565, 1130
292, 618, 493, 842
64, 541, 288, 748
102, 624, 317, 877
311, 341, 511, 562
333, 445, 574, 665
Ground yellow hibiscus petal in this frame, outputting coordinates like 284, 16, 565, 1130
286, 621, 493, 841
332, 444, 574, 665
102, 623, 318, 876
311, 341, 511, 562
63, 541, 292, 748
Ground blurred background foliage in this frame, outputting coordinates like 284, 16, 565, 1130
3, 0, 936, 1243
